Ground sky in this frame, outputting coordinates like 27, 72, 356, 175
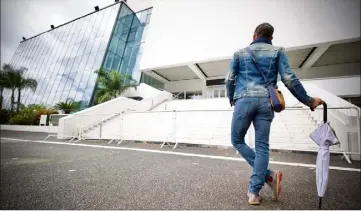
0, 0, 152, 65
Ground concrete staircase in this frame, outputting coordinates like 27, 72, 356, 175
79, 113, 122, 138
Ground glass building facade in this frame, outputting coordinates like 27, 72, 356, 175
2, 1, 161, 109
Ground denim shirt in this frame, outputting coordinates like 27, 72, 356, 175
225, 37, 314, 107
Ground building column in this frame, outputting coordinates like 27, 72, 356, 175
188, 64, 207, 99
301, 44, 331, 70
201, 80, 207, 99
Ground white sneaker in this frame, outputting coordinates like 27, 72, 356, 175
266, 170, 283, 201
247, 191, 261, 205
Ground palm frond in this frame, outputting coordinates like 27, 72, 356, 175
54, 99, 79, 114
21, 78, 38, 91
2, 63, 15, 72
94, 69, 138, 104
97, 91, 112, 103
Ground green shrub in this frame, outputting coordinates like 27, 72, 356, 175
8, 104, 58, 125
8, 113, 35, 125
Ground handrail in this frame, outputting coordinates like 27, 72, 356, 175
328, 110, 348, 125
174, 92, 183, 98
121, 106, 360, 156
119, 106, 360, 114
73, 105, 360, 157
63, 106, 359, 116
156, 88, 181, 100
81, 113, 119, 130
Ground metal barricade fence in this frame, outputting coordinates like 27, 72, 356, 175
283, 106, 360, 162
59, 112, 122, 141
59, 106, 360, 161
44, 114, 68, 140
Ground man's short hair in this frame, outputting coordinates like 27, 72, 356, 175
254, 23, 274, 37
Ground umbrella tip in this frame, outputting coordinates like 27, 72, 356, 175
318, 197, 323, 209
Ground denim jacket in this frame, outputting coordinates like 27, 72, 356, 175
225, 37, 314, 107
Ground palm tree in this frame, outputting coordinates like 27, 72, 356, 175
14, 67, 37, 113
1, 64, 37, 112
95, 69, 137, 104
0, 70, 8, 110
54, 99, 80, 114
1, 64, 18, 112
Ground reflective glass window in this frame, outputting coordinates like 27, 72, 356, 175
3, 3, 122, 109
146, 14, 151, 24
128, 31, 136, 42
85, 53, 96, 70
76, 29, 85, 44
78, 71, 90, 92
72, 56, 82, 72
74, 91, 84, 102
67, 89, 77, 100
120, 29, 129, 42
77, 41, 87, 56
71, 43, 81, 57
64, 57, 75, 74
64, 71, 76, 91
84, 39, 94, 55
103, 53, 114, 70
109, 37, 119, 54
56, 75, 68, 93
46, 93, 55, 105
93, 50, 105, 69
114, 22, 125, 38
119, 57, 129, 74
51, 76, 62, 93
93, 10, 104, 30
59, 91, 70, 102
99, 38, 109, 51
116, 41, 126, 56
53, 92, 62, 104
69, 31, 79, 46
71, 71, 84, 91
78, 54, 89, 71
112, 55, 121, 70
91, 37, 102, 53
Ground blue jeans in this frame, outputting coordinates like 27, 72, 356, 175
231, 97, 274, 194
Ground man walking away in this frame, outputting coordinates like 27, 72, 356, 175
225, 22, 324, 205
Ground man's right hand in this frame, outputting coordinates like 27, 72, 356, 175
229, 99, 235, 107
311, 97, 324, 109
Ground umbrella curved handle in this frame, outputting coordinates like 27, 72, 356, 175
310, 102, 327, 123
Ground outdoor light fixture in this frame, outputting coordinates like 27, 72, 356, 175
22, 37, 26, 41
94, 6, 99, 11
51, 25, 55, 29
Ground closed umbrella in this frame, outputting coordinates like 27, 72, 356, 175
310, 103, 339, 209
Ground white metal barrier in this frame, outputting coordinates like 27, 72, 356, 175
292, 106, 360, 162
57, 91, 173, 141
77, 106, 360, 161
44, 114, 68, 140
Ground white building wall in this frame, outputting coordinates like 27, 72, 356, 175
140, 0, 360, 70
301, 77, 360, 97
165, 79, 204, 93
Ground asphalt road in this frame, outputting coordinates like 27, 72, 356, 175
1, 136, 361, 209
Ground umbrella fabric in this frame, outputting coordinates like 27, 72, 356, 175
310, 122, 339, 146
310, 122, 339, 198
